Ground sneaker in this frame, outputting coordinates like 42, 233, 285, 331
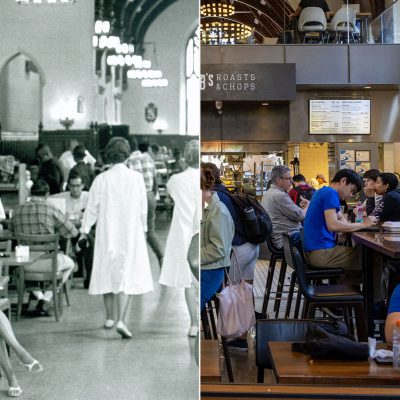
227, 338, 248, 352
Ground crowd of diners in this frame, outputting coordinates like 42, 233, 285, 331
200, 161, 400, 352
0, 136, 198, 397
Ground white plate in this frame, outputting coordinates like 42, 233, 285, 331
383, 235, 400, 242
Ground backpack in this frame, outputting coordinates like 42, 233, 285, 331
292, 185, 315, 207
215, 188, 272, 244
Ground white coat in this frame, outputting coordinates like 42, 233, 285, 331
159, 167, 200, 288
81, 163, 154, 295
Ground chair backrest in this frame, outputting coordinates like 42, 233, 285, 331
0, 240, 12, 276
15, 233, 59, 278
298, 7, 327, 31
282, 232, 314, 299
330, 8, 356, 31
265, 234, 283, 256
256, 318, 348, 368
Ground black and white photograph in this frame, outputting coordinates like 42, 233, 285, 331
0, 0, 200, 398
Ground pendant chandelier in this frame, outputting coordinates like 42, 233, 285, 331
200, 1, 235, 17
201, 0, 252, 44
201, 21, 252, 44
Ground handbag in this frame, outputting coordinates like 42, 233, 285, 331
216, 250, 256, 339
304, 324, 369, 361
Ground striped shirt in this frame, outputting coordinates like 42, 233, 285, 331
126, 151, 156, 192
10, 197, 78, 238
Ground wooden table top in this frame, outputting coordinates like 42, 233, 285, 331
202, 384, 400, 399
2, 251, 45, 266
269, 342, 400, 386
201, 340, 221, 383
352, 231, 400, 259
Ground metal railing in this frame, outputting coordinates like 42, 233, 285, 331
370, 0, 400, 43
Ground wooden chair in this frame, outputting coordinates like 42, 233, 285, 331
0, 240, 12, 301
15, 233, 66, 321
282, 233, 367, 341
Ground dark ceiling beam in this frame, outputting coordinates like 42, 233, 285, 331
134, 0, 178, 54
235, 0, 282, 31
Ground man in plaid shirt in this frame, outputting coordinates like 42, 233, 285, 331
11, 179, 78, 315
126, 137, 164, 266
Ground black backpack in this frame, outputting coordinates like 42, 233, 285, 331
215, 189, 272, 245
292, 186, 315, 206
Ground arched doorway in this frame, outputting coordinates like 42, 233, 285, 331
0, 52, 44, 132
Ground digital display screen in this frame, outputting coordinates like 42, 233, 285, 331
309, 99, 370, 135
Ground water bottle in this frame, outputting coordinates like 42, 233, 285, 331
355, 201, 363, 223
393, 320, 400, 372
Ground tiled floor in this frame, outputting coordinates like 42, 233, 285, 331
6, 212, 199, 399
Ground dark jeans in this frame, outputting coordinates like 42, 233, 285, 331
147, 191, 164, 263
201, 268, 225, 312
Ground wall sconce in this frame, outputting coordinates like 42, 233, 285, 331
77, 96, 84, 113
153, 120, 167, 135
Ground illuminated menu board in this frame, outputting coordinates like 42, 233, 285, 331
309, 99, 370, 135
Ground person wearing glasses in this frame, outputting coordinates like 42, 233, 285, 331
262, 165, 310, 251
303, 169, 384, 302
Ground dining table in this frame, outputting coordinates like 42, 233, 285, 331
2, 250, 45, 320
269, 341, 400, 387
352, 231, 400, 336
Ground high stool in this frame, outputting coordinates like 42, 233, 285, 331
201, 295, 234, 382
261, 237, 289, 317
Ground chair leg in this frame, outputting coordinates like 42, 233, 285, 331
221, 336, 234, 382
16, 269, 25, 321
305, 301, 315, 319
201, 309, 211, 340
53, 285, 59, 322
257, 367, 264, 383
262, 256, 276, 315
63, 282, 70, 307
354, 303, 367, 342
285, 271, 296, 319
274, 259, 287, 317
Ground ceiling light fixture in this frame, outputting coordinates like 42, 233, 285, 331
364, 86, 372, 89
201, 21, 252, 44
200, 1, 235, 17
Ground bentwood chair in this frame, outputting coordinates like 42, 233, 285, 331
15, 233, 66, 321
282, 233, 367, 341
0, 240, 12, 301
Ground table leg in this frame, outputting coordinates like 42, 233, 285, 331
362, 245, 374, 336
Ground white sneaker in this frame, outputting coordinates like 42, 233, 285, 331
188, 326, 199, 337
116, 321, 132, 339
104, 319, 114, 329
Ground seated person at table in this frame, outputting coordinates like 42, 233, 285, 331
294, 0, 330, 20
69, 145, 95, 191
361, 169, 381, 216
10, 179, 78, 315
288, 174, 316, 207
51, 171, 94, 288
385, 283, 400, 344
370, 173, 400, 222
303, 169, 385, 302
36, 144, 63, 195
262, 165, 309, 250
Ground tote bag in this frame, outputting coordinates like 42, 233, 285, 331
216, 250, 256, 339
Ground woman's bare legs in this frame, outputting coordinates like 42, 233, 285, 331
185, 278, 199, 335
0, 338, 19, 389
0, 311, 38, 367
116, 293, 132, 338
103, 293, 114, 321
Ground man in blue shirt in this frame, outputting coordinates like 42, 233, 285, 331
303, 169, 385, 302
385, 284, 400, 344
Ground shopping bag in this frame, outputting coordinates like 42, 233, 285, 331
216, 280, 256, 339
216, 249, 256, 338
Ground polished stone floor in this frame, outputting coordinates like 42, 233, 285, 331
6, 212, 199, 399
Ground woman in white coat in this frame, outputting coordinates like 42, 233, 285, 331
80, 137, 153, 339
159, 140, 200, 336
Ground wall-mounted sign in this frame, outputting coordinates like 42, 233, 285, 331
356, 162, 371, 174
201, 63, 296, 101
356, 150, 370, 162
145, 103, 157, 123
